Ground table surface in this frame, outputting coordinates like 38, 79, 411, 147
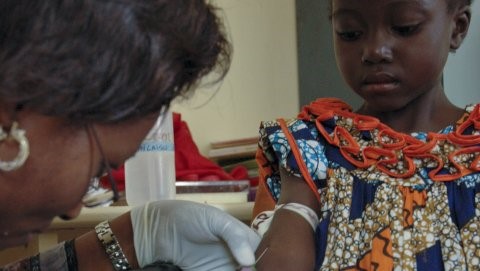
48, 201, 254, 230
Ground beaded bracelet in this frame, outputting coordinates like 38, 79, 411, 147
95, 220, 132, 271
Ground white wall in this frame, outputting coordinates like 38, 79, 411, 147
444, 1, 480, 107
171, 0, 299, 155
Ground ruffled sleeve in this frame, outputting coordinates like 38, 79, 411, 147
252, 117, 328, 217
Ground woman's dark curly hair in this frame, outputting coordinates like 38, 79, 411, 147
0, 0, 231, 123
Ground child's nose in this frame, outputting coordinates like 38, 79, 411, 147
361, 34, 393, 65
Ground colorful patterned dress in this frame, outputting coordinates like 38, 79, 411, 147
253, 98, 480, 270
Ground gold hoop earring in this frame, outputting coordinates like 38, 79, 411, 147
0, 122, 30, 171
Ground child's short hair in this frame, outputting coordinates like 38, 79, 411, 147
448, 0, 473, 10
328, 0, 473, 17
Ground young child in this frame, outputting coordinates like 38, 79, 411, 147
252, 0, 478, 270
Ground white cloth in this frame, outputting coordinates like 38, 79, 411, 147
251, 203, 319, 237
131, 200, 260, 271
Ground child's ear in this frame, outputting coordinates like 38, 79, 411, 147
450, 5, 471, 50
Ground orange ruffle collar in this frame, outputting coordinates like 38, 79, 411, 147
297, 98, 480, 182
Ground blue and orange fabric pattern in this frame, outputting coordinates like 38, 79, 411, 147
253, 98, 480, 270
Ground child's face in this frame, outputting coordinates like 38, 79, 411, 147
332, 0, 456, 112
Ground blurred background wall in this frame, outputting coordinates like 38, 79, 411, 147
172, 0, 299, 155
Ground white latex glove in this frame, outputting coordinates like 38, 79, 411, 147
131, 200, 260, 271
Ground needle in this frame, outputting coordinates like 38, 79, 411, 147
236, 246, 269, 271
255, 246, 269, 265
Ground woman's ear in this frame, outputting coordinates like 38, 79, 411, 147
450, 5, 471, 51
0, 101, 19, 126
0, 101, 12, 126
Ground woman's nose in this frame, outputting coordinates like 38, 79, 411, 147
361, 33, 393, 65
59, 203, 83, 220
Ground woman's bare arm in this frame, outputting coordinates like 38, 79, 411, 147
75, 212, 140, 271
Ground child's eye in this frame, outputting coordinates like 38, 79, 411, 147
392, 24, 419, 36
336, 31, 362, 41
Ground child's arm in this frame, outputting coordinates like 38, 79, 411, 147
255, 167, 321, 271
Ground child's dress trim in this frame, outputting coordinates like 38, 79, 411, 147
253, 98, 480, 270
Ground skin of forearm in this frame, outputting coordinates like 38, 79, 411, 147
75, 212, 140, 271
255, 210, 316, 271
0, 212, 138, 271
254, 169, 321, 270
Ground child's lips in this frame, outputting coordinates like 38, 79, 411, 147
361, 73, 399, 92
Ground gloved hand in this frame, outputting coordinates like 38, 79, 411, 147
130, 200, 260, 271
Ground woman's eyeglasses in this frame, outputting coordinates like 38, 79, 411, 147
82, 126, 120, 208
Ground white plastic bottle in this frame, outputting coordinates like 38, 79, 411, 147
125, 111, 176, 206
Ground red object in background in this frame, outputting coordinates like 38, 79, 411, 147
173, 112, 249, 181
101, 164, 126, 191
101, 112, 250, 190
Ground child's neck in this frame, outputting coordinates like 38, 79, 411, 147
356, 92, 465, 134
